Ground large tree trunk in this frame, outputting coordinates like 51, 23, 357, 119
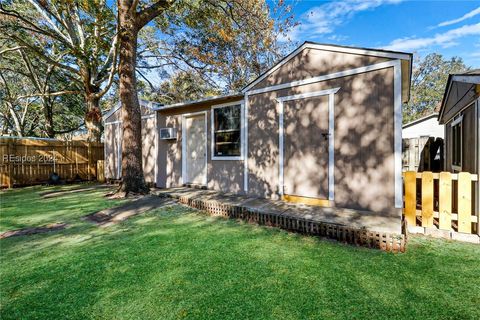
85, 93, 103, 142
117, 2, 149, 194
43, 99, 55, 138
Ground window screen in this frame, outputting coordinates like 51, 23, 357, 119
452, 120, 462, 168
213, 105, 241, 157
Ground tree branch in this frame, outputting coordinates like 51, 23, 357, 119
135, 0, 174, 29
0, 46, 25, 55
16, 91, 81, 100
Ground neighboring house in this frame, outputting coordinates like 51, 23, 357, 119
402, 113, 443, 139
103, 100, 162, 183
104, 42, 412, 233
402, 113, 444, 172
438, 70, 480, 174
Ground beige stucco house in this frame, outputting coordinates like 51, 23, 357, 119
104, 42, 412, 231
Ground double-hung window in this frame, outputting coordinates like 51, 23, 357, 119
212, 103, 243, 160
451, 115, 463, 171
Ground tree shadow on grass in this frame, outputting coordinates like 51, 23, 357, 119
1, 200, 480, 320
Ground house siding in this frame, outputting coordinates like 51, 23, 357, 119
251, 48, 391, 90
142, 116, 157, 184
444, 102, 478, 174
156, 101, 245, 194
247, 67, 396, 214
104, 103, 157, 182
104, 122, 121, 179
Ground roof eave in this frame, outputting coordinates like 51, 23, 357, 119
154, 93, 243, 111
242, 41, 413, 94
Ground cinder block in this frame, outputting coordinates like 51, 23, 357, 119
424, 227, 452, 239
407, 226, 425, 234
451, 232, 480, 244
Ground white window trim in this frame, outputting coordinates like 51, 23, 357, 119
243, 94, 249, 192
451, 114, 463, 171
181, 111, 208, 186
211, 101, 245, 161
276, 87, 340, 201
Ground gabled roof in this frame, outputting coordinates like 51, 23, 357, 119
438, 70, 480, 123
103, 99, 163, 121
402, 113, 439, 129
242, 41, 413, 94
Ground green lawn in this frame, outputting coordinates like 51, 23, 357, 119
1, 185, 479, 320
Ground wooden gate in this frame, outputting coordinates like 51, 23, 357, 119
403, 171, 479, 241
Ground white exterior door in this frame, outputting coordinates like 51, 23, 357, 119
185, 114, 207, 185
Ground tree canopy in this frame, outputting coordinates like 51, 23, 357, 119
0, 0, 295, 141
404, 53, 469, 124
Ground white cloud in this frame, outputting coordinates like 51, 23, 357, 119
384, 23, 480, 51
281, 0, 403, 41
437, 6, 480, 27
328, 34, 349, 42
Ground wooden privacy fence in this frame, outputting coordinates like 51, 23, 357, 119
402, 137, 443, 172
403, 171, 479, 237
0, 137, 104, 187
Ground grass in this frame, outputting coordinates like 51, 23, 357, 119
1, 185, 480, 320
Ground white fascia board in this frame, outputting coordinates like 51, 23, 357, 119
242, 43, 411, 93
155, 94, 242, 111
106, 114, 154, 125
393, 60, 403, 209
139, 99, 162, 110
402, 113, 439, 129
246, 60, 399, 96
103, 103, 121, 121
103, 100, 160, 121
307, 43, 412, 60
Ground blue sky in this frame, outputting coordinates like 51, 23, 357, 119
279, 0, 480, 67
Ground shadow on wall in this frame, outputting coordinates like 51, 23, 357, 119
417, 137, 444, 172
142, 118, 157, 183
247, 52, 398, 214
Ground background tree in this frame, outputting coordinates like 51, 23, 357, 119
117, 0, 295, 194
137, 0, 296, 92
404, 53, 468, 123
0, 41, 84, 137
0, 0, 118, 141
138, 70, 221, 104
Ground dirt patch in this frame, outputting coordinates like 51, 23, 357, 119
0, 223, 68, 239
84, 196, 176, 227
41, 185, 111, 199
